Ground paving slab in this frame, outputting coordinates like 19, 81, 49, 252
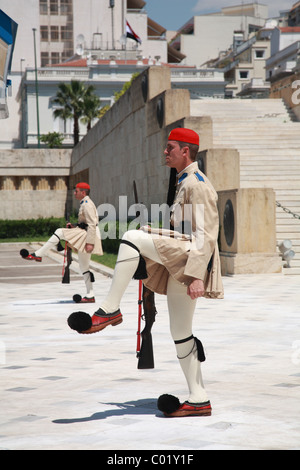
0, 243, 299, 451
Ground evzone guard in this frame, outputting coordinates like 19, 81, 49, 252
68, 128, 224, 418
20, 182, 102, 303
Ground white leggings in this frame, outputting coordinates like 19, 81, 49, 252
35, 228, 94, 297
100, 230, 208, 403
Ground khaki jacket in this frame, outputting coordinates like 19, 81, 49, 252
62, 196, 103, 255
142, 162, 224, 299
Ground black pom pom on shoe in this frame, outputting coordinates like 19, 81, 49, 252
57, 241, 64, 252
67, 311, 92, 333
73, 294, 82, 303
20, 249, 29, 258
157, 394, 180, 414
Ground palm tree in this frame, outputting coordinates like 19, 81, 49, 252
80, 93, 101, 132
53, 80, 97, 146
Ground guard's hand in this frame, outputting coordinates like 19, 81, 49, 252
187, 279, 205, 299
85, 243, 94, 253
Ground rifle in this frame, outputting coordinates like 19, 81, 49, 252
136, 277, 142, 357
138, 286, 157, 369
133, 180, 157, 369
62, 241, 72, 284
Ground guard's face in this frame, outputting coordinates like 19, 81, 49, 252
164, 140, 188, 173
74, 188, 85, 200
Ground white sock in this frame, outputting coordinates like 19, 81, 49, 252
35, 228, 64, 257
100, 239, 140, 313
78, 252, 93, 297
167, 276, 208, 404
175, 338, 208, 403
100, 230, 162, 313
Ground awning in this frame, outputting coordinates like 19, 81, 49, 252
0, 9, 18, 79
0, 9, 18, 119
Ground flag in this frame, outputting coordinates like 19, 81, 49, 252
126, 21, 142, 44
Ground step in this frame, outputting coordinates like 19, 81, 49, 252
240, 181, 300, 189
198, 97, 300, 275
240, 163, 300, 169
239, 152, 300, 157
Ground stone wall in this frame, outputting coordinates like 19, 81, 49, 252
0, 149, 71, 219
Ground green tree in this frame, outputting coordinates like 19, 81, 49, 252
40, 131, 64, 148
96, 73, 140, 120
52, 80, 97, 146
80, 93, 101, 132
113, 72, 140, 102
98, 104, 111, 118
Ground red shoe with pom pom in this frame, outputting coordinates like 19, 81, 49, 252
67, 308, 122, 335
88, 308, 122, 333
163, 401, 212, 417
157, 394, 211, 417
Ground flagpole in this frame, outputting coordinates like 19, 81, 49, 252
109, 0, 115, 50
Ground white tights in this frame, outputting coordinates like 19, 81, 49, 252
35, 228, 94, 297
100, 230, 208, 403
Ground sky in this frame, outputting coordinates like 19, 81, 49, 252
145, 0, 295, 31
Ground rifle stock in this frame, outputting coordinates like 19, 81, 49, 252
133, 180, 157, 370
62, 242, 72, 284
137, 286, 157, 369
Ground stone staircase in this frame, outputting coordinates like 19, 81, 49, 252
190, 98, 300, 274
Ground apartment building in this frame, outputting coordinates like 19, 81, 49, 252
169, 3, 268, 67
0, 0, 168, 148
0, 0, 225, 149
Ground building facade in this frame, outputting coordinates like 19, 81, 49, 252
213, 30, 271, 98
0, 0, 169, 148
1, 0, 227, 149
266, 27, 300, 81
168, 3, 268, 68
22, 61, 226, 148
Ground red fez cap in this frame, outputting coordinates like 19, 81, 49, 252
76, 182, 90, 190
168, 128, 199, 146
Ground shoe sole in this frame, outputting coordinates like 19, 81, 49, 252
164, 409, 211, 417
81, 316, 123, 335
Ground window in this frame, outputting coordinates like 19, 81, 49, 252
62, 50, 72, 61
61, 25, 72, 40
41, 52, 49, 67
50, 0, 58, 15
255, 50, 265, 59
40, 26, 48, 41
51, 52, 60, 64
239, 70, 249, 79
40, 0, 48, 15
51, 26, 59, 41
61, 0, 73, 15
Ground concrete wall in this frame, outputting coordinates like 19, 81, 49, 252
0, 148, 71, 220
